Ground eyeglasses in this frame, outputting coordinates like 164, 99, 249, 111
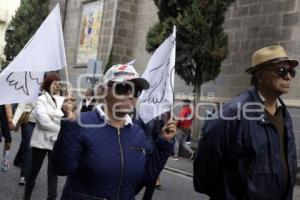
108, 82, 143, 98
274, 67, 296, 78
269, 66, 296, 78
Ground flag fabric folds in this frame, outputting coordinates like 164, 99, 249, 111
2, 4, 66, 74
138, 27, 176, 124
0, 4, 66, 105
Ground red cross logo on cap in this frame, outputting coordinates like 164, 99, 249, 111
118, 65, 127, 71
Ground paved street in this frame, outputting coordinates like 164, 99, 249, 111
136, 170, 209, 200
1, 132, 300, 200
0, 131, 65, 200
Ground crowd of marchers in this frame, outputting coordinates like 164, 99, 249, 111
0, 45, 298, 200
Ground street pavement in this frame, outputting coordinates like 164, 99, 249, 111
0, 131, 65, 200
165, 157, 300, 200
1, 132, 300, 199
135, 170, 209, 200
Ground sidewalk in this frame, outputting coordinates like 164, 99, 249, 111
164, 156, 300, 198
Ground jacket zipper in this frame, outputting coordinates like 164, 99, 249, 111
116, 129, 124, 200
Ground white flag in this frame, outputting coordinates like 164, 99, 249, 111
138, 27, 176, 123
2, 4, 66, 74
0, 71, 44, 104
0, 4, 65, 104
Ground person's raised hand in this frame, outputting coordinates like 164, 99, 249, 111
160, 119, 177, 142
62, 96, 77, 120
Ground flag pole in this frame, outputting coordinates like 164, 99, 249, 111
64, 65, 71, 98
171, 25, 176, 121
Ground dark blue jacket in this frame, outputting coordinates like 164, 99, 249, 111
53, 110, 173, 200
193, 87, 297, 200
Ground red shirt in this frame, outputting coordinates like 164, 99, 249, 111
177, 106, 193, 129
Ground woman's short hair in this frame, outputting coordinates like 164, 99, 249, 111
42, 73, 60, 93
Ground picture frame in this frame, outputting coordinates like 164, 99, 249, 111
75, 0, 104, 67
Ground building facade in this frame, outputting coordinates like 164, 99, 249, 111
50, 0, 300, 156
0, 0, 21, 67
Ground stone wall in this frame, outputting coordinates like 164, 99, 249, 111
202, 0, 300, 101
109, 0, 138, 64
130, 0, 157, 74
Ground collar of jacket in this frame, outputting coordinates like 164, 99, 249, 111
43, 91, 57, 109
84, 97, 95, 106
249, 87, 289, 126
257, 90, 283, 108
95, 104, 133, 127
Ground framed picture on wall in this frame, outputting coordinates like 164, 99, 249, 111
76, 0, 104, 67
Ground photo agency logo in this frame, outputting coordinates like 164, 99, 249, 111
74, 101, 265, 128
65, 76, 266, 127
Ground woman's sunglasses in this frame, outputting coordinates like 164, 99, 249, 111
269, 66, 296, 78
108, 82, 143, 98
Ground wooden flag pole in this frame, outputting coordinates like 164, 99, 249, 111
171, 25, 176, 120
64, 65, 71, 98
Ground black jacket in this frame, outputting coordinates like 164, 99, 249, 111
80, 98, 96, 112
193, 87, 297, 200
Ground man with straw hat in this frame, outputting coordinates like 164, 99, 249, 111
193, 45, 298, 200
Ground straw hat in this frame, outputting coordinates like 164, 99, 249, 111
245, 46, 298, 74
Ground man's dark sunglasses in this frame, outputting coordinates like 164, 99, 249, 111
108, 82, 143, 97
272, 66, 296, 78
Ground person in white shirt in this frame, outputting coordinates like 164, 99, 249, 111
23, 73, 64, 200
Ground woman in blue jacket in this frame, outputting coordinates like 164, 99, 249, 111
53, 64, 176, 200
